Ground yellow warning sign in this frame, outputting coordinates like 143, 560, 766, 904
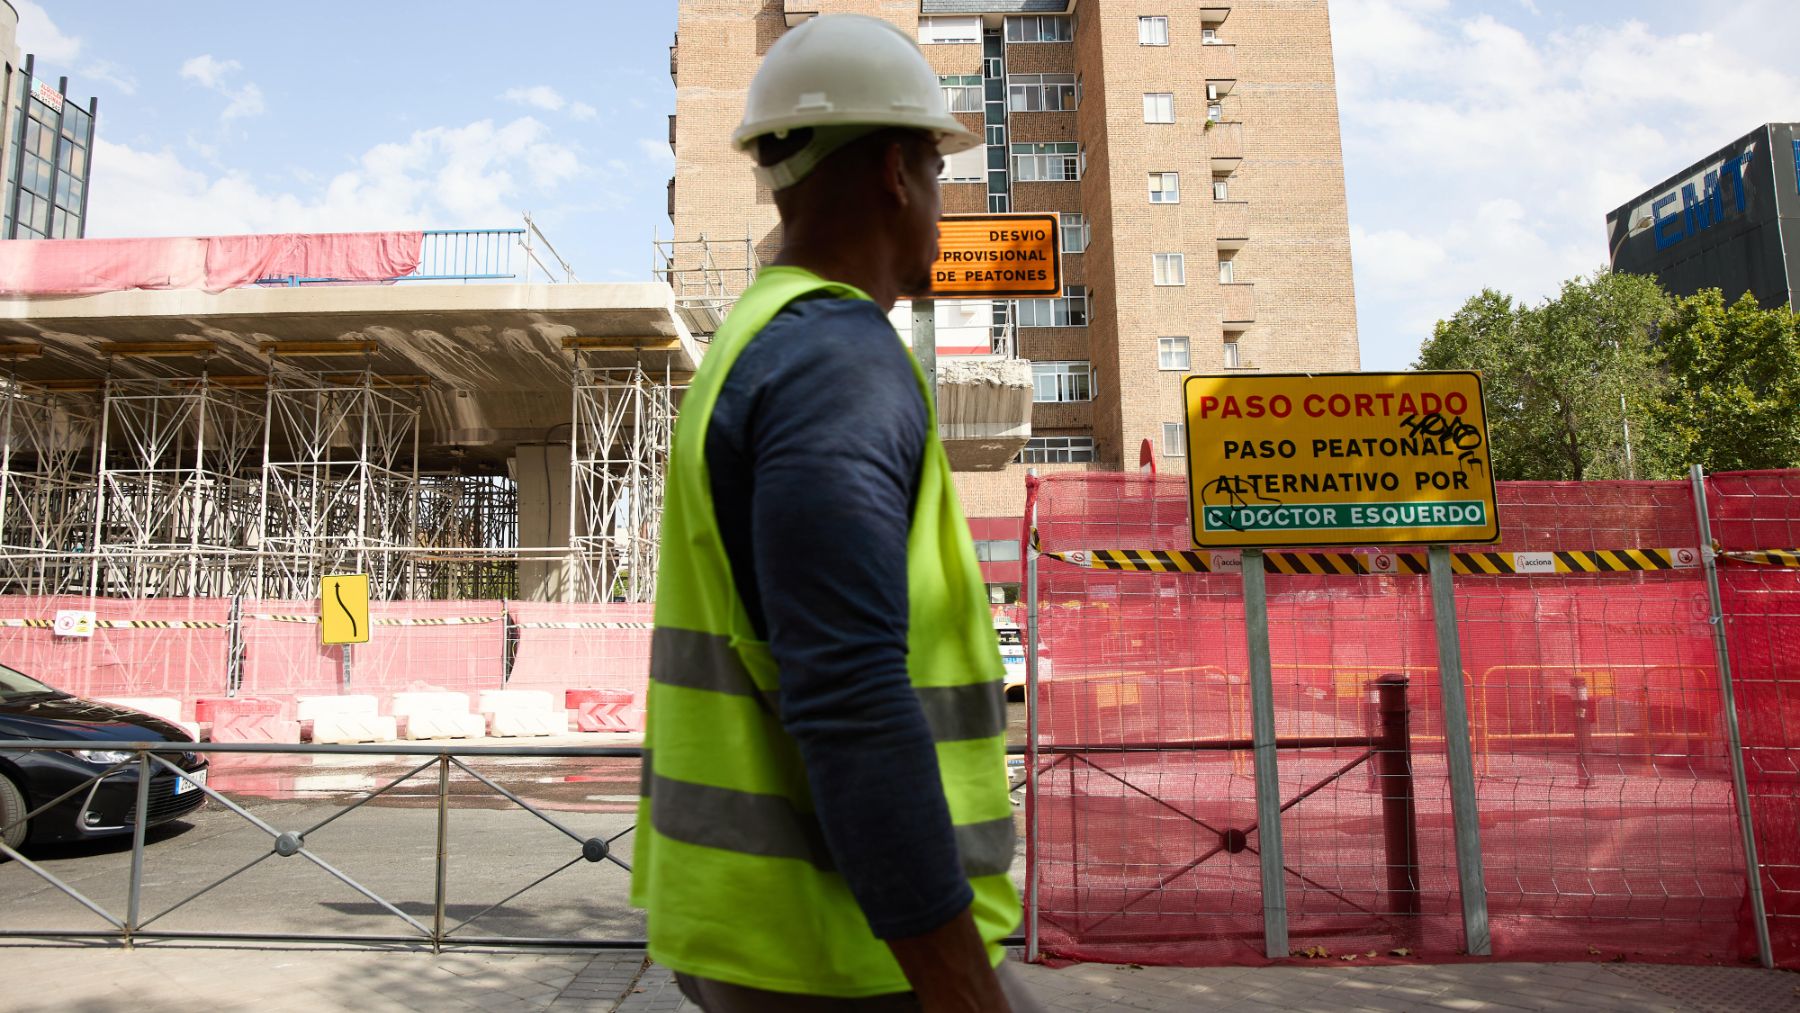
923, 213, 1061, 298
320, 574, 370, 645
1183, 371, 1500, 548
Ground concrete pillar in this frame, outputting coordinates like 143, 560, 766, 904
512, 443, 574, 602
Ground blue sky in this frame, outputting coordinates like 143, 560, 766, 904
15, 1, 1800, 369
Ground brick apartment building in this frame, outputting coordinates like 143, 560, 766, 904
666, 0, 1359, 598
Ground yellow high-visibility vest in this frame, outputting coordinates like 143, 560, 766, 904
630, 266, 1018, 997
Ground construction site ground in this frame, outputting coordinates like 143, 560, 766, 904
2, 943, 1794, 1011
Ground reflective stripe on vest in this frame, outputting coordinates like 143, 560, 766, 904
649, 626, 1006, 742
640, 748, 1015, 878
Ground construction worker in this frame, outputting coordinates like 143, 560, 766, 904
631, 13, 1035, 1013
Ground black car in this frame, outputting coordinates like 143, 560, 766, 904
0, 663, 208, 849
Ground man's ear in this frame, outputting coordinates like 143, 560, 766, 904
882, 139, 912, 209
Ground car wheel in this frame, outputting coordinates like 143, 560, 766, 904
0, 773, 27, 851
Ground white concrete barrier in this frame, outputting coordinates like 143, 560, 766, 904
390, 691, 486, 740
476, 690, 566, 738
296, 695, 398, 745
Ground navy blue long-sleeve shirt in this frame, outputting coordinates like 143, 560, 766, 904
704, 295, 974, 940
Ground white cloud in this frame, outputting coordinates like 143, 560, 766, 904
84, 116, 589, 238
636, 138, 674, 167
13, 1, 82, 63
1329, 0, 1800, 368
179, 55, 239, 89
180, 55, 265, 121
81, 59, 139, 96
503, 85, 567, 112
569, 101, 598, 121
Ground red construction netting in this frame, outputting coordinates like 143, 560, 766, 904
0, 596, 229, 719
506, 602, 654, 708
1027, 474, 1766, 968
237, 598, 506, 712
1707, 471, 1800, 967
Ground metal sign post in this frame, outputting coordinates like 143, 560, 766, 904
1240, 548, 1289, 957
1183, 370, 1502, 958
1024, 469, 1042, 963
1690, 464, 1775, 969
912, 299, 936, 402
1427, 544, 1491, 956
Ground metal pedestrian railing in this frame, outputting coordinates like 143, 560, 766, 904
0, 741, 644, 951
256, 228, 531, 286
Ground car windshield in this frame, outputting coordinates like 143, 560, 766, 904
0, 664, 60, 700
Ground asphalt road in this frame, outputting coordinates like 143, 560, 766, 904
2, 705, 1035, 944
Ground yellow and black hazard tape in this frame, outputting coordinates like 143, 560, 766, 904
1032, 533, 1700, 576
1, 618, 228, 629
517, 621, 655, 630
1723, 549, 1800, 568
249, 613, 318, 623
373, 616, 499, 626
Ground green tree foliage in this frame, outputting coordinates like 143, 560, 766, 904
1650, 290, 1800, 473
1416, 271, 1669, 481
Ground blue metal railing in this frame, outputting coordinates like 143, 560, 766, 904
256, 229, 528, 287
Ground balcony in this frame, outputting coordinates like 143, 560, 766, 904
667, 114, 677, 152
1221, 282, 1256, 330
1208, 120, 1243, 174
1214, 200, 1249, 251
1201, 44, 1238, 90
666, 177, 675, 221
937, 354, 1033, 472
669, 35, 678, 84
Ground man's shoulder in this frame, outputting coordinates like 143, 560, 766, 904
757, 296, 896, 348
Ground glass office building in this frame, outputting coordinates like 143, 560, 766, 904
3, 56, 98, 240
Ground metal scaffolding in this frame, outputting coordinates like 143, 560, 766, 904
568, 362, 677, 604
0, 376, 96, 596
257, 370, 421, 600
0, 361, 680, 603
89, 375, 264, 599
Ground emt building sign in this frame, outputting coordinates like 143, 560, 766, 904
1183, 372, 1499, 548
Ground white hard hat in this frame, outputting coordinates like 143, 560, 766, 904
734, 13, 982, 189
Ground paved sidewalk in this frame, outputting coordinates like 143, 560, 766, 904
1, 945, 1795, 1012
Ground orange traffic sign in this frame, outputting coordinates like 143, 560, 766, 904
924, 213, 1061, 298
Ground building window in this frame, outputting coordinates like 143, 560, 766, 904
1016, 286, 1089, 327
1012, 142, 1083, 181
1153, 253, 1186, 286
940, 75, 983, 113
1149, 171, 1180, 203
919, 16, 981, 44
1162, 423, 1187, 457
1005, 15, 1073, 43
974, 538, 1023, 563
940, 144, 985, 183
1159, 336, 1191, 371
1060, 212, 1089, 253
1213, 179, 1230, 201
1144, 93, 1175, 124
1139, 16, 1170, 45
1207, 102, 1223, 122
1202, 28, 1222, 44
988, 193, 1011, 213
1032, 361, 1093, 403
1224, 339, 1242, 369
1018, 436, 1096, 463
1218, 257, 1235, 284
1007, 73, 1078, 112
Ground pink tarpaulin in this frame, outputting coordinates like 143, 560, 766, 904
0, 231, 424, 296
